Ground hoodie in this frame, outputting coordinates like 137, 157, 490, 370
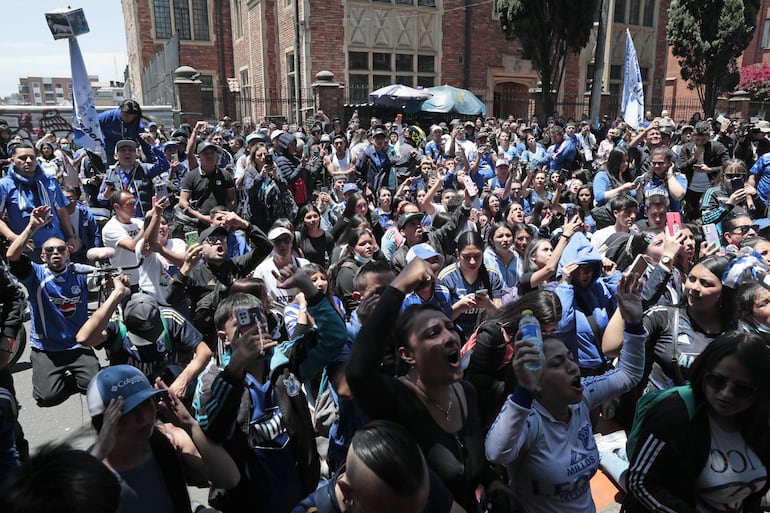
547, 232, 621, 370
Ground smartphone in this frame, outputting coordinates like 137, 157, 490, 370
265, 153, 273, 166
628, 253, 649, 277
185, 231, 200, 246
703, 223, 721, 248
730, 176, 745, 191
154, 182, 168, 201
235, 307, 265, 336
475, 288, 488, 300
666, 212, 683, 238
312, 150, 320, 158
558, 168, 571, 184
463, 175, 478, 196
565, 205, 579, 220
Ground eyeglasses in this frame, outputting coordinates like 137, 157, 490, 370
705, 372, 757, 399
732, 225, 754, 234
204, 236, 226, 245
43, 245, 67, 254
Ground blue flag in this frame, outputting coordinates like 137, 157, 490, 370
69, 38, 106, 160
622, 29, 645, 131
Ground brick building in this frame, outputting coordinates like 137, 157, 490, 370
122, 0, 670, 124
121, 0, 236, 121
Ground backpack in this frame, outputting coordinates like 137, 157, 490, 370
625, 385, 696, 461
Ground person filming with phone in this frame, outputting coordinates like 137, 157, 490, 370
194, 264, 347, 513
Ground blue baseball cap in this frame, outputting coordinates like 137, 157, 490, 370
342, 183, 359, 194
87, 365, 165, 416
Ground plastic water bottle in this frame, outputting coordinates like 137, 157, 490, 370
520, 310, 544, 372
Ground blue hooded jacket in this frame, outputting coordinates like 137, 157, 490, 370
547, 232, 621, 370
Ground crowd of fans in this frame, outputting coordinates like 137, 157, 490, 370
1, 99, 770, 513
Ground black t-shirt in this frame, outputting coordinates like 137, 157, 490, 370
297, 231, 334, 268
180, 167, 235, 216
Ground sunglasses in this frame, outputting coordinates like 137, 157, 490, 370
705, 373, 757, 399
204, 236, 226, 245
725, 174, 746, 179
732, 225, 754, 234
43, 245, 67, 254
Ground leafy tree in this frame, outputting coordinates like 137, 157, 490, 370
497, 0, 599, 117
667, 0, 760, 117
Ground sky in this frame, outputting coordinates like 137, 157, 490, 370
0, 2, 128, 98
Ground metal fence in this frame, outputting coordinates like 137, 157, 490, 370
231, 87, 315, 125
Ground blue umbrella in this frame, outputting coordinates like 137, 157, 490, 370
369, 84, 433, 110
420, 85, 487, 116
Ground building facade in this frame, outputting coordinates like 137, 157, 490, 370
121, 0, 236, 121
123, 0, 671, 124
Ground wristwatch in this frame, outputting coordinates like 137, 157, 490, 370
660, 255, 673, 266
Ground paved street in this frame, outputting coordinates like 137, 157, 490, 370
10, 320, 209, 506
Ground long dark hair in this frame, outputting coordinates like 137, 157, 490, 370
295, 203, 322, 236
689, 331, 770, 452
686, 254, 735, 326
456, 231, 491, 292
488, 288, 562, 329
606, 147, 632, 184
341, 192, 369, 221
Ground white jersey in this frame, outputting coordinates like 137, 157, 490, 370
102, 216, 142, 285
485, 331, 645, 513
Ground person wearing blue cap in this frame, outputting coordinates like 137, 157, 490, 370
87, 365, 239, 513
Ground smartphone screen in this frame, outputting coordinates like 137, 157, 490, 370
703, 223, 721, 248
666, 212, 682, 238
185, 231, 200, 246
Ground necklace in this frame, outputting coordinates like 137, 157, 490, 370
407, 373, 453, 421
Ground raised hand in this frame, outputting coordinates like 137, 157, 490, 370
391, 257, 436, 295
616, 271, 644, 324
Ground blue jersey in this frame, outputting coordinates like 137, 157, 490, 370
0, 168, 69, 248
437, 263, 504, 336
11, 258, 91, 352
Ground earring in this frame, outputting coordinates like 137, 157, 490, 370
343, 497, 354, 506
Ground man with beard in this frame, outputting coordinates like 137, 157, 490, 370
7, 205, 98, 407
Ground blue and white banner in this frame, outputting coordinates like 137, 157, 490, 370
622, 29, 645, 131
69, 37, 106, 160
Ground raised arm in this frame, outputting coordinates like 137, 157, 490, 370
7, 205, 50, 262
76, 275, 132, 347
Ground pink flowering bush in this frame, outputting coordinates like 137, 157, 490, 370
740, 63, 770, 102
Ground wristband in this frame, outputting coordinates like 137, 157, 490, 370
298, 306, 307, 313
560, 233, 571, 240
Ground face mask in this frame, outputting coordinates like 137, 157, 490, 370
61, 144, 70, 151
354, 253, 372, 264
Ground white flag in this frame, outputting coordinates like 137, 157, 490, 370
69, 38, 106, 160
622, 29, 645, 131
